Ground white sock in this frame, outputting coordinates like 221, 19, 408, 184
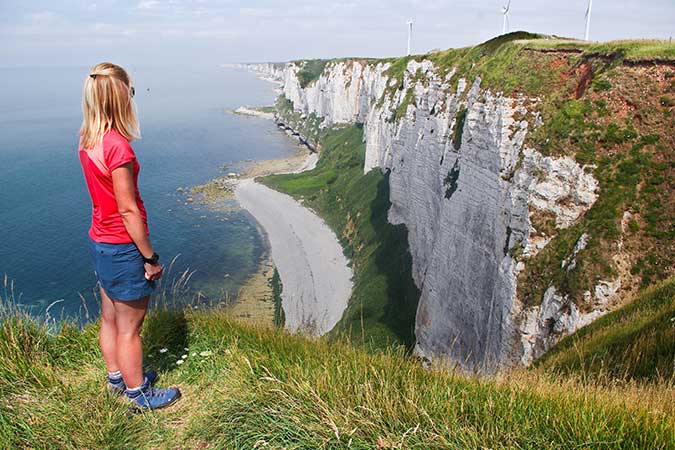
126, 377, 148, 392
107, 370, 122, 379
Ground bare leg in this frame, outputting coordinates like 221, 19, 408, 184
113, 296, 149, 389
99, 288, 120, 373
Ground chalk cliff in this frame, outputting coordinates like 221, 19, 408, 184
247, 38, 660, 369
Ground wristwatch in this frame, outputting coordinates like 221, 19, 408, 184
143, 252, 160, 265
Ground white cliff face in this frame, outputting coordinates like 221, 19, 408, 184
282, 61, 390, 125
243, 63, 286, 87
272, 58, 602, 369
518, 277, 620, 366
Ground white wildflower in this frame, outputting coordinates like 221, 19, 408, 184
199, 350, 212, 357
176, 360, 184, 365
159, 348, 168, 354
181, 354, 188, 359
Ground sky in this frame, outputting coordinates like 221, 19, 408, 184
1, 0, 674, 67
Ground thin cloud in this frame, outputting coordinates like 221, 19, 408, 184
137, 1, 160, 10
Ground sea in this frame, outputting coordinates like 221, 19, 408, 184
0, 65, 296, 319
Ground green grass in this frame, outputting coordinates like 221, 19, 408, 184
295, 59, 330, 88
519, 63, 675, 305
537, 278, 675, 382
511, 37, 675, 61
262, 125, 420, 350
2, 296, 675, 449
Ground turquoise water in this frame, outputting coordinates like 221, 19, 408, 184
0, 65, 293, 318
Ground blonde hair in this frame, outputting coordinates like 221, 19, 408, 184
80, 62, 139, 149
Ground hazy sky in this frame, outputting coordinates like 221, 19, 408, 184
1, 0, 673, 67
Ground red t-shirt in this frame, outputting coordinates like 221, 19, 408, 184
79, 129, 149, 244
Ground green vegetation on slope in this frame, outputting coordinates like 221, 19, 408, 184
378, 32, 567, 105
537, 278, 675, 382
3, 300, 675, 449
261, 125, 420, 350
380, 33, 675, 99
295, 59, 330, 88
518, 54, 675, 306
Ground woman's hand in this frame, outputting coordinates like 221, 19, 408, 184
144, 262, 163, 281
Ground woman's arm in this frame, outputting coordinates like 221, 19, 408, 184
112, 162, 162, 281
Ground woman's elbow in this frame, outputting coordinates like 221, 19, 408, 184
118, 205, 140, 218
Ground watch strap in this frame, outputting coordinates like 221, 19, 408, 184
143, 252, 160, 265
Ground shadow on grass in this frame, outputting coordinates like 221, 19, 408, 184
142, 309, 189, 373
371, 172, 420, 350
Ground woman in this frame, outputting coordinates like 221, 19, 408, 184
79, 62, 181, 411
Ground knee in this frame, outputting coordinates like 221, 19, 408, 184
117, 328, 142, 341
100, 311, 116, 327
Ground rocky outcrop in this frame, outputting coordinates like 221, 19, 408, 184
267, 58, 608, 370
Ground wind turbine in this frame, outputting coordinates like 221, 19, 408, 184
501, 0, 511, 35
584, 0, 593, 41
407, 19, 413, 56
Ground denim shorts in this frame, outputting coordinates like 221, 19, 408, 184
89, 239, 156, 301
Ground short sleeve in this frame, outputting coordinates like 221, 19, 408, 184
104, 137, 136, 172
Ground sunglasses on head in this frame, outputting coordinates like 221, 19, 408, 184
130, 86, 135, 98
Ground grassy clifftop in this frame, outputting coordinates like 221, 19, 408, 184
3, 301, 675, 449
295, 33, 675, 95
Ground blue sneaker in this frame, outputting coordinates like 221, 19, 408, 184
107, 369, 158, 395
126, 377, 181, 411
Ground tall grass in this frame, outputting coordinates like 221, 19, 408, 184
1, 284, 675, 449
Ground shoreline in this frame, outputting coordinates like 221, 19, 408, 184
189, 145, 316, 327
206, 69, 352, 335
227, 252, 276, 326
235, 176, 353, 336
225, 110, 351, 336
